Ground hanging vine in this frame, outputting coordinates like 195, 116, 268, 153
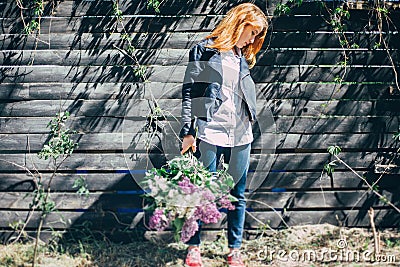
275, 0, 399, 91
111, 0, 181, 153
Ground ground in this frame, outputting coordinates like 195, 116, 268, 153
1, 224, 399, 267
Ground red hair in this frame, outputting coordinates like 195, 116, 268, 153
205, 3, 268, 68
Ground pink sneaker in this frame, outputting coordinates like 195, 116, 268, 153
185, 246, 203, 267
227, 250, 245, 267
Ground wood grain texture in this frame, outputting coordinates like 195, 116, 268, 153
0, 132, 397, 151
0, 99, 398, 117
0, 152, 391, 171
1, 49, 399, 67
1, 13, 400, 34
0, 115, 397, 134
1, 190, 398, 210
0, 82, 397, 101
1, 171, 398, 192
2, 32, 399, 51
1, 65, 397, 84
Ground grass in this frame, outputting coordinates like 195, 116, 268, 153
1, 224, 400, 267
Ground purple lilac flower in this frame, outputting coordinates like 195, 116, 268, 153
218, 195, 236, 210
178, 176, 197, 194
149, 208, 169, 231
180, 216, 199, 243
195, 203, 221, 224
201, 188, 215, 203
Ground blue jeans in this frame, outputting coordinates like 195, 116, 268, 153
186, 140, 250, 248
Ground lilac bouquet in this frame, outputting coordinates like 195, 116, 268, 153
141, 154, 237, 242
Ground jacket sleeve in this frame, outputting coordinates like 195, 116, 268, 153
179, 43, 205, 138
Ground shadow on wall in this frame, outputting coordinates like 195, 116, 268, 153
1, 0, 400, 245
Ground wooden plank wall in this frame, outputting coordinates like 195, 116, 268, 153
0, 0, 399, 242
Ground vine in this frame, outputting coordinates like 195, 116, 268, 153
112, 0, 181, 153
274, 0, 303, 16
373, 3, 400, 91
32, 111, 79, 266
323, 143, 400, 215
324, 1, 399, 91
2, 111, 81, 267
16, 0, 45, 34
15, 0, 60, 66
273, 0, 400, 229
147, 0, 163, 13
275, 0, 399, 114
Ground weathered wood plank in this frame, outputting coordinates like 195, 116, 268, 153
1, 190, 398, 211
1, 13, 399, 34
267, 32, 400, 49
259, 171, 400, 190
245, 209, 400, 228
0, 115, 397, 134
262, 49, 400, 66
252, 152, 390, 172
0, 133, 158, 151
0, 49, 190, 66
0, 65, 397, 84
0, 99, 398, 117
0, 82, 397, 101
0, 132, 397, 152
1, 49, 399, 67
271, 11, 400, 32
274, 116, 400, 134
1, 171, 398, 192
0, 116, 140, 134
271, 133, 400, 150
0, 16, 222, 34
251, 65, 397, 83
247, 190, 400, 210
0, 32, 209, 50
0, 173, 139, 192
258, 83, 399, 101
266, 99, 400, 116
0, 82, 147, 100
0, 210, 136, 230
0, 152, 390, 171
0, 192, 141, 210
2, 32, 399, 51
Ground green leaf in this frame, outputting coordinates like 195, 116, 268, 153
327, 145, 341, 156
172, 217, 184, 241
393, 132, 400, 141
323, 162, 336, 175
373, 42, 381, 49
274, 4, 290, 16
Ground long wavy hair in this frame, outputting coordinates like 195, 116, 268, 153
205, 3, 268, 68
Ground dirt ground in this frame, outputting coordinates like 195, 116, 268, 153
1, 223, 399, 267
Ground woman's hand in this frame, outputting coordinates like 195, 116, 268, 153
181, 135, 196, 155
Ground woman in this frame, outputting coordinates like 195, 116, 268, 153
179, 3, 268, 267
